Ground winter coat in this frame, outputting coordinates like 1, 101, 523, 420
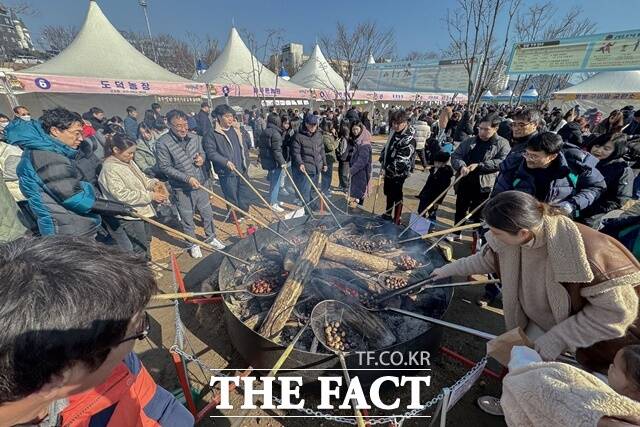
501, 352, 640, 427
380, 125, 416, 179
259, 119, 285, 171
291, 127, 326, 175
623, 119, 640, 138
82, 112, 106, 132
453, 111, 473, 142
6, 119, 100, 236
124, 116, 138, 140
143, 109, 161, 128
98, 156, 158, 219
155, 130, 208, 191
0, 140, 24, 201
451, 134, 510, 191
581, 157, 634, 219
557, 121, 583, 147
195, 110, 213, 137
203, 122, 250, 177
437, 214, 640, 372
494, 143, 606, 214
418, 165, 455, 207
345, 108, 360, 123
282, 130, 294, 162
349, 128, 372, 200
497, 119, 512, 141
322, 131, 339, 164
134, 137, 158, 177
413, 120, 431, 150
0, 175, 27, 242
75, 139, 102, 189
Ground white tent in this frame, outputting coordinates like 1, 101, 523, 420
290, 45, 345, 92
550, 71, 640, 113
12, 0, 199, 116
497, 88, 513, 98
23, 1, 189, 82
197, 27, 304, 92
368, 54, 376, 65
481, 90, 494, 99
522, 86, 539, 98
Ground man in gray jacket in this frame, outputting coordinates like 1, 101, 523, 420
155, 109, 225, 258
451, 113, 510, 236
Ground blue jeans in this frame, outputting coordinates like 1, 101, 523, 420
292, 169, 317, 207
267, 168, 283, 205
633, 174, 640, 200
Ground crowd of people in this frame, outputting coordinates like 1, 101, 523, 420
1, 98, 640, 426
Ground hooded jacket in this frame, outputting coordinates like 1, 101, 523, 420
380, 125, 416, 179
258, 116, 285, 170
291, 126, 326, 175
349, 128, 372, 200
493, 143, 606, 214
6, 119, 100, 236
413, 120, 431, 150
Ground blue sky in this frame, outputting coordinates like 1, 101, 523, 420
19, 0, 640, 57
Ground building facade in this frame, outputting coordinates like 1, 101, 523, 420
0, 6, 22, 60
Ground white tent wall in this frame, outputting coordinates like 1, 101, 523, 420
12, 93, 204, 118
549, 71, 640, 113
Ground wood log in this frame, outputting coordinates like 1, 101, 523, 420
259, 231, 328, 339
323, 241, 396, 272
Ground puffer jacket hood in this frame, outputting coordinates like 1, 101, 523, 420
6, 119, 77, 159
266, 114, 281, 128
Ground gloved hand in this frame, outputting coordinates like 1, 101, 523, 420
555, 201, 574, 216
92, 198, 134, 216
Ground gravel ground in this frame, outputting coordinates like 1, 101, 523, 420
135, 136, 508, 426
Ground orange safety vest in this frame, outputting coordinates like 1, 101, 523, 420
59, 353, 193, 427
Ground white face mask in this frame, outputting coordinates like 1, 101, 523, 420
19, 115, 31, 122
0, 122, 7, 129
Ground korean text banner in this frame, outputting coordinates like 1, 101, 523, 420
11, 73, 206, 97
507, 29, 640, 75
357, 59, 474, 93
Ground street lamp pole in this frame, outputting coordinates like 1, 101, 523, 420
138, 0, 158, 62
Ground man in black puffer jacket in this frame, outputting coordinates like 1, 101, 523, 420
259, 113, 286, 210
493, 132, 606, 218
291, 114, 326, 208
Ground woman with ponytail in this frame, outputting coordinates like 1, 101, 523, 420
98, 133, 168, 258
431, 191, 640, 373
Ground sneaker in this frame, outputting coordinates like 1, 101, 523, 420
271, 203, 285, 213
454, 232, 464, 241
380, 213, 392, 221
209, 238, 226, 250
278, 201, 287, 207
189, 245, 203, 259
445, 234, 455, 242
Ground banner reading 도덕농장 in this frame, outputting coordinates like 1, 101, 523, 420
507, 29, 640, 75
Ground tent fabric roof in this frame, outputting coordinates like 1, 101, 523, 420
522, 87, 539, 97
290, 45, 345, 92
197, 27, 303, 90
368, 54, 376, 64
22, 1, 190, 82
554, 71, 640, 94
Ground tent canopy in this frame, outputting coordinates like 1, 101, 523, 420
290, 45, 345, 92
551, 71, 640, 112
197, 27, 303, 90
22, 1, 190, 82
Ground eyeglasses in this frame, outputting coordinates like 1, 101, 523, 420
522, 151, 546, 161
117, 312, 150, 344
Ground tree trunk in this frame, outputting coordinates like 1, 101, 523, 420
259, 231, 328, 339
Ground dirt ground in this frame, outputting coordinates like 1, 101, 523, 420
134, 135, 508, 426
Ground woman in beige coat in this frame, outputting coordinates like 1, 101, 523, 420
98, 133, 168, 258
432, 190, 640, 371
